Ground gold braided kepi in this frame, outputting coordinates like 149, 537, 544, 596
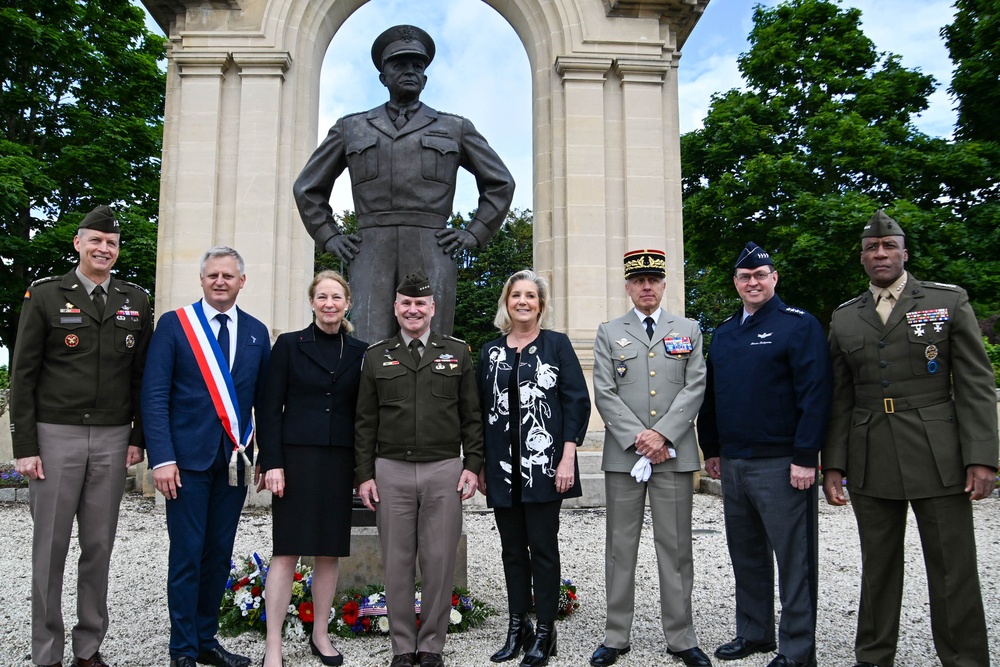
623, 249, 666, 279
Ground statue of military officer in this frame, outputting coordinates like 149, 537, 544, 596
293, 24, 516, 343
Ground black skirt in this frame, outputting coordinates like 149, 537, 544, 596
272, 444, 355, 557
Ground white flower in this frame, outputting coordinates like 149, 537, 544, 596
378, 616, 390, 632
283, 617, 305, 640
535, 362, 558, 389
449, 608, 462, 624
288, 604, 297, 615
367, 593, 381, 605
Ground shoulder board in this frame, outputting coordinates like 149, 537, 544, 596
366, 337, 395, 350
442, 334, 467, 344
920, 281, 960, 292
835, 295, 864, 310
116, 279, 149, 293
721, 314, 735, 323
29, 276, 60, 287
344, 110, 367, 120
780, 305, 807, 317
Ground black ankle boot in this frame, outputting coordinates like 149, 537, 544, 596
491, 613, 535, 662
520, 621, 556, 667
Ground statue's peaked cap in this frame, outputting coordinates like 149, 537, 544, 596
371, 25, 435, 72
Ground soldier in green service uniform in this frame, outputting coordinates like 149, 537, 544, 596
10, 205, 153, 667
822, 210, 997, 667
354, 270, 484, 667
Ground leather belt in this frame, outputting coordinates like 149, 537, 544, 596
855, 392, 952, 414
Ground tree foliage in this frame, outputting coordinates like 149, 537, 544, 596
681, 0, 1000, 334
0, 0, 165, 353
942, 0, 1000, 144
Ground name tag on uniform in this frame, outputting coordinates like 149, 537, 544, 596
60, 316, 83, 324
663, 335, 693, 355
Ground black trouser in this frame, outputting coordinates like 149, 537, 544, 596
493, 499, 563, 622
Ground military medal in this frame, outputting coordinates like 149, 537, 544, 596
435, 363, 445, 370
616, 360, 627, 377
60, 302, 81, 314
907, 309, 949, 338
925, 344, 939, 374
662, 334, 693, 355
65, 334, 79, 347
125, 333, 136, 349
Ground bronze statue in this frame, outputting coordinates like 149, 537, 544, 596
293, 24, 516, 343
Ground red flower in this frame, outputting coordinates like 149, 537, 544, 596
294, 572, 303, 581
342, 600, 359, 626
251, 586, 262, 598
567, 591, 577, 600
298, 601, 314, 623
361, 617, 371, 630
452, 594, 459, 607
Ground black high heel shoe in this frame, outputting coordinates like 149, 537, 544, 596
491, 613, 535, 662
520, 621, 557, 667
310, 637, 344, 666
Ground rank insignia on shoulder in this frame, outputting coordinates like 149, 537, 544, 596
783, 306, 806, 316
367, 337, 394, 350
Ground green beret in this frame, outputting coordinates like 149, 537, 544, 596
79, 205, 120, 234
371, 25, 435, 72
861, 210, 905, 238
396, 270, 433, 297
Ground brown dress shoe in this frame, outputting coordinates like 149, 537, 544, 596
77, 653, 110, 667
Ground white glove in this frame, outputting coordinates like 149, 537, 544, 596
630, 456, 652, 483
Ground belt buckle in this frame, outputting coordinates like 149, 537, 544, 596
884, 398, 895, 414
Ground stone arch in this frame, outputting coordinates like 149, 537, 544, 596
143, 0, 709, 348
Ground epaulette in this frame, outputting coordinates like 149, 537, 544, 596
920, 281, 961, 292
835, 295, 864, 310
442, 334, 467, 344
780, 305, 807, 317
366, 338, 395, 351
437, 110, 463, 119
29, 276, 60, 287
116, 279, 150, 294
344, 110, 367, 120
721, 314, 735, 324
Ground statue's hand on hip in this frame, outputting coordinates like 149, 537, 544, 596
324, 234, 362, 263
436, 228, 478, 258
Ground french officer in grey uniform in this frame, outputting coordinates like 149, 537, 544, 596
590, 249, 711, 667
11, 205, 152, 667
822, 210, 998, 667
293, 24, 515, 344
698, 242, 832, 667
354, 271, 484, 667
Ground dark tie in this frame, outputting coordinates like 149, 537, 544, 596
91, 285, 106, 317
409, 339, 422, 366
644, 316, 655, 340
216, 314, 231, 368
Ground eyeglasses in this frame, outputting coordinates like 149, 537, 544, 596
735, 270, 774, 284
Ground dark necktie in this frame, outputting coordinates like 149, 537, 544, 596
409, 339, 422, 366
644, 316, 655, 340
92, 285, 106, 317
216, 314, 231, 368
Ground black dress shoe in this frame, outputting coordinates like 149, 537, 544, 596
590, 644, 631, 667
416, 654, 444, 667
196, 646, 251, 667
389, 655, 417, 667
170, 659, 197, 667
667, 646, 712, 666
715, 637, 777, 660
766, 656, 816, 667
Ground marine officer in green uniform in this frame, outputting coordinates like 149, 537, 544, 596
354, 270, 484, 667
822, 210, 997, 667
11, 205, 153, 667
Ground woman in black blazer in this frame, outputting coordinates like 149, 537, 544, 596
257, 271, 367, 667
476, 270, 591, 667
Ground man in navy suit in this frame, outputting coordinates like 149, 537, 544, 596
142, 247, 270, 667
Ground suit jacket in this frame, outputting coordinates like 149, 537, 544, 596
293, 102, 514, 249
354, 331, 484, 483
823, 272, 998, 499
256, 325, 367, 471
141, 303, 270, 471
10, 269, 152, 457
594, 310, 707, 474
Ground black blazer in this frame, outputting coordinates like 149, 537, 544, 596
256, 325, 367, 471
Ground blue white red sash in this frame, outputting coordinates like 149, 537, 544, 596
175, 301, 254, 452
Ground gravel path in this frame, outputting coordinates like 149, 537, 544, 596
0, 491, 997, 666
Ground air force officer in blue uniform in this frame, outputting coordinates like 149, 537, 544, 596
698, 242, 832, 667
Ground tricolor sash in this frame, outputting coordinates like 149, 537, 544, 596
176, 301, 254, 486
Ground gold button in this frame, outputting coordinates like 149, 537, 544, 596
650, 410, 657, 416
649, 351, 655, 358
650, 390, 656, 396
650, 371, 656, 376
620, 354, 625, 360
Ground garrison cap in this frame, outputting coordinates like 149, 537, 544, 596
371, 25, 435, 72
861, 210, 905, 238
79, 205, 120, 234
734, 241, 772, 269
396, 270, 433, 297
623, 249, 666, 280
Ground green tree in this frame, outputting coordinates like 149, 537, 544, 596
0, 0, 165, 354
942, 0, 1000, 144
680, 0, 989, 332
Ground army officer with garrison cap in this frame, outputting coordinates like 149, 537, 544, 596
354, 270, 484, 667
11, 205, 152, 667
822, 210, 997, 667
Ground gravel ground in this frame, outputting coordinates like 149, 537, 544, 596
0, 491, 997, 667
